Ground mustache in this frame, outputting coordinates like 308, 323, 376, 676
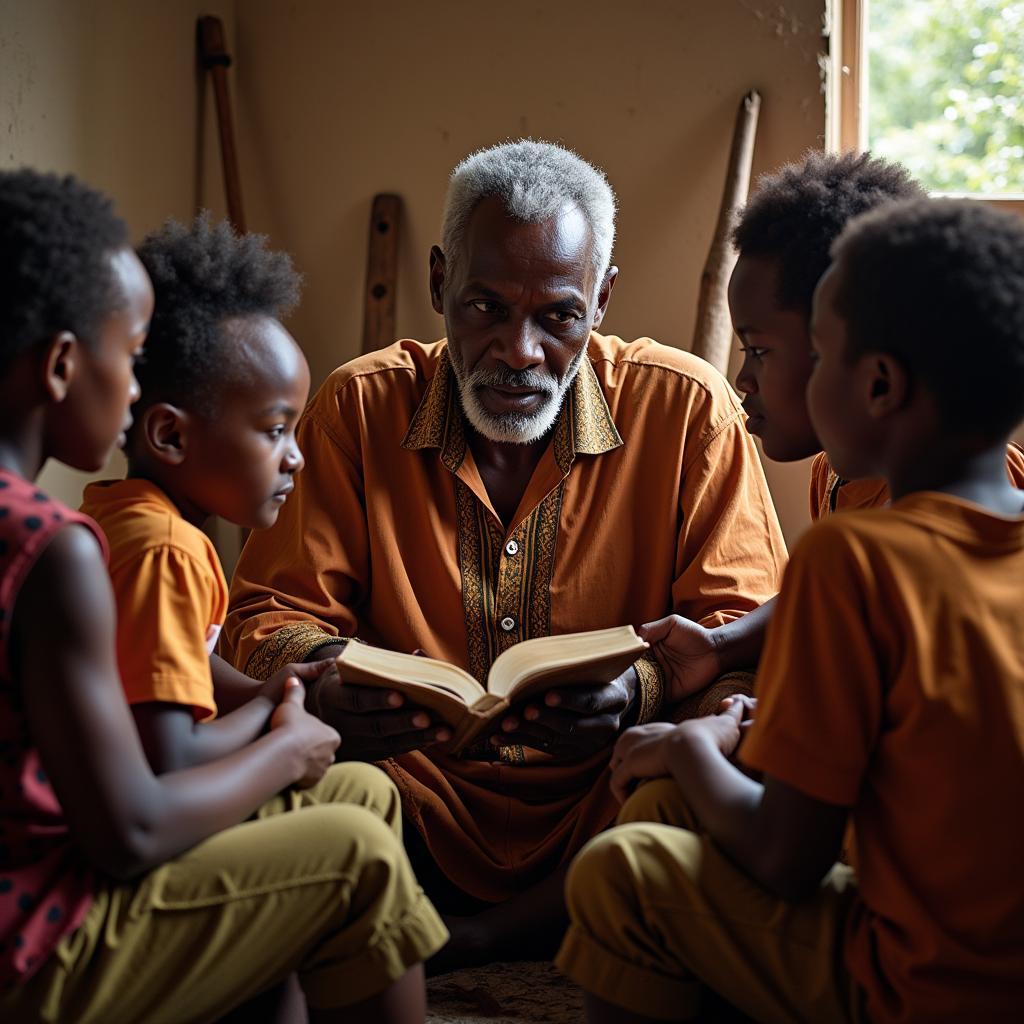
467, 365, 558, 394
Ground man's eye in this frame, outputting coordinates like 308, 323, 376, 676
470, 300, 503, 315
545, 310, 580, 325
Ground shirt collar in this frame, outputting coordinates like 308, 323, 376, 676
401, 342, 623, 474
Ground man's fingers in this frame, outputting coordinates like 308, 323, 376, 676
339, 709, 442, 739
539, 683, 627, 716
637, 615, 679, 645
323, 680, 405, 714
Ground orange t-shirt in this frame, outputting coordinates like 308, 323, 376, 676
808, 441, 1024, 520
81, 479, 226, 721
742, 492, 1024, 1023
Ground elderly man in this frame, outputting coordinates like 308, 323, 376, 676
222, 140, 786, 966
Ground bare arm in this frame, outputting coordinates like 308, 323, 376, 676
611, 708, 847, 900
14, 525, 338, 879
129, 655, 335, 774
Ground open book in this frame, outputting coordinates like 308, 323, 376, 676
335, 625, 649, 753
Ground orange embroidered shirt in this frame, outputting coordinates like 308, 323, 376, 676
742, 492, 1024, 1023
222, 333, 787, 900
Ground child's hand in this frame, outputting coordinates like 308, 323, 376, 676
261, 658, 336, 704
638, 614, 722, 702
270, 678, 341, 788
608, 722, 680, 803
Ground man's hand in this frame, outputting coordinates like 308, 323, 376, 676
308, 660, 452, 761
609, 701, 744, 802
488, 669, 637, 758
269, 678, 342, 788
639, 614, 722, 702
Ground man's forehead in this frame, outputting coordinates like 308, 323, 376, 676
460, 197, 595, 290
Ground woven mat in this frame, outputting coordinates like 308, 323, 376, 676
426, 961, 583, 1023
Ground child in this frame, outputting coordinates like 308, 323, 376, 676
643, 151, 1024, 701
0, 170, 446, 1023
80, 213, 334, 773
556, 197, 1024, 1022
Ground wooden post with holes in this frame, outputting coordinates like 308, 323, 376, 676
197, 15, 246, 233
362, 194, 402, 352
690, 90, 761, 375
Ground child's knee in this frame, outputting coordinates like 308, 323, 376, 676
311, 762, 403, 834
617, 777, 697, 829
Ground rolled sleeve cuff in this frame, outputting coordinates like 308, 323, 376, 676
244, 623, 351, 680
633, 652, 666, 725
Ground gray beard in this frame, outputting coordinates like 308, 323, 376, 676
449, 346, 586, 444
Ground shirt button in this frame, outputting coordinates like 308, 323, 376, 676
505, 540, 519, 556
500, 616, 516, 632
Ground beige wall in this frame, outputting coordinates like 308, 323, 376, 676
2, 0, 830, 547
0, 0, 232, 504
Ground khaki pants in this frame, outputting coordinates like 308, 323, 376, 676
556, 778, 866, 1023
2, 762, 448, 1023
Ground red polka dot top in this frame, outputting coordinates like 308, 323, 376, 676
0, 468, 109, 989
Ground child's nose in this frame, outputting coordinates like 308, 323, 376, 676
283, 441, 304, 474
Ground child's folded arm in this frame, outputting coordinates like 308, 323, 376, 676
15, 525, 333, 880
133, 656, 336, 773
664, 717, 848, 901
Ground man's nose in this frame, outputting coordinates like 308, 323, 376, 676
490, 318, 545, 371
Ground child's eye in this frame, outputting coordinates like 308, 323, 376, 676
741, 346, 767, 360
132, 351, 147, 367
266, 426, 285, 440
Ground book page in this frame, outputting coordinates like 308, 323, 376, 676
487, 625, 648, 699
336, 645, 486, 705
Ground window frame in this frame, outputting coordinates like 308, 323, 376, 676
827, 0, 1024, 216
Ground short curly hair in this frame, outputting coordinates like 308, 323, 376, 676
831, 198, 1024, 441
733, 151, 925, 313
0, 169, 130, 373
135, 213, 302, 417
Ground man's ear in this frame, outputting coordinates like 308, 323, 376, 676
42, 331, 79, 402
591, 266, 619, 329
142, 402, 190, 465
864, 353, 910, 418
429, 246, 446, 315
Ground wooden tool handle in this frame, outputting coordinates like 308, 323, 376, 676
690, 90, 761, 375
362, 194, 403, 353
196, 16, 246, 233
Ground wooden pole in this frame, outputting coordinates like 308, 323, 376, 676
362, 194, 402, 353
197, 15, 246, 233
690, 90, 761, 375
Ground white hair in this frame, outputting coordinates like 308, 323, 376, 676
440, 140, 617, 293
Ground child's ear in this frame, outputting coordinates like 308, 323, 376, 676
865, 353, 910, 418
142, 403, 190, 465
42, 332, 79, 402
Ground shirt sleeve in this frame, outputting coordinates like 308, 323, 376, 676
111, 543, 220, 721
222, 394, 367, 678
740, 521, 883, 807
807, 452, 830, 522
674, 408, 788, 628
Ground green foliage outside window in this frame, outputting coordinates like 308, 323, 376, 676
867, 0, 1024, 193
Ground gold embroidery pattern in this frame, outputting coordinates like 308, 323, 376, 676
455, 477, 498, 683
401, 350, 467, 472
244, 623, 345, 680
553, 356, 623, 473
633, 652, 666, 724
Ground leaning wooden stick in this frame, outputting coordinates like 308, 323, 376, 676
197, 15, 246, 233
690, 89, 761, 375
362, 194, 402, 353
